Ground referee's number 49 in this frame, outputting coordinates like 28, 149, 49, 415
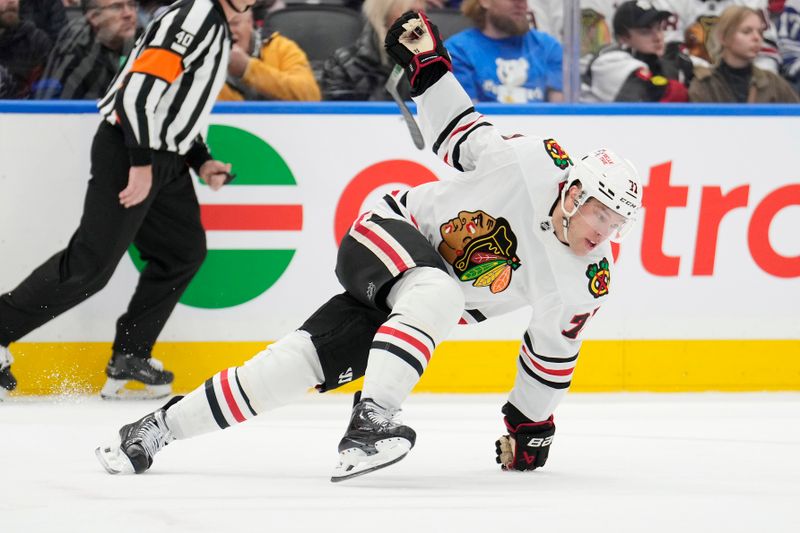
175, 31, 194, 48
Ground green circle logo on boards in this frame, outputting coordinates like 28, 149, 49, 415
128, 125, 302, 309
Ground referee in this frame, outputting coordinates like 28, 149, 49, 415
0, 0, 256, 400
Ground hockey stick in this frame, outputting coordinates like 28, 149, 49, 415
385, 65, 425, 150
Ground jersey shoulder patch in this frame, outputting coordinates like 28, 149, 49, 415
542, 138, 573, 170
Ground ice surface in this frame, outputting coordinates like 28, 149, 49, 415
2, 393, 798, 533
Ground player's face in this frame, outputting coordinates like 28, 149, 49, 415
723, 12, 763, 64
439, 210, 497, 262
568, 199, 627, 256
621, 21, 666, 56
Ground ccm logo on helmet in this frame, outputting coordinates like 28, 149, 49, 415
526, 436, 554, 448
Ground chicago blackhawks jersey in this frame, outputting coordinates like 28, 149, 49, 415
369, 73, 614, 422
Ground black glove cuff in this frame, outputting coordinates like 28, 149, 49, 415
501, 402, 533, 429
409, 60, 450, 97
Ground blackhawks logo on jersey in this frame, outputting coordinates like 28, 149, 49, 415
543, 138, 573, 170
438, 210, 520, 294
586, 257, 610, 298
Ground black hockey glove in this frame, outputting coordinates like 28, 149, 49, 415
495, 402, 555, 471
385, 11, 452, 97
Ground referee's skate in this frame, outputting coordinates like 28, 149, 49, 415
100, 352, 174, 400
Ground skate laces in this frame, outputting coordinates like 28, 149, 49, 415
362, 401, 402, 428
135, 412, 173, 458
148, 358, 165, 371
0, 346, 12, 369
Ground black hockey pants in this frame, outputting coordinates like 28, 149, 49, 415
0, 121, 206, 357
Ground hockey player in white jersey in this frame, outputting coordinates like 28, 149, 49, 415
96, 11, 643, 481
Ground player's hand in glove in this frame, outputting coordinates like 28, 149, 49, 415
495, 402, 555, 471
384, 11, 452, 96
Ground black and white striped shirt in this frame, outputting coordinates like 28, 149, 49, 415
98, 0, 230, 166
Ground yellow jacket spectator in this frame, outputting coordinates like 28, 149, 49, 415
219, 9, 320, 101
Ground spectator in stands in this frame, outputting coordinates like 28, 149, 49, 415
19, 0, 66, 42
689, 5, 799, 101
0, 0, 51, 98
772, 0, 800, 92
446, 0, 564, 103
649, 0, 782, 73
33, 0, 136, 99
321, 0, 425, 101
219, 8, 320, 101
583, 1, 693, 102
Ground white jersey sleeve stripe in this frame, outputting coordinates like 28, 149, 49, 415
414, 72, 511, 172
518, 355, 572, 389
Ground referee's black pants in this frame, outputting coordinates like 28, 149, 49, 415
0, 121, 207, 358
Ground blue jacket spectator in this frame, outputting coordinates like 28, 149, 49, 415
446, 0, 563, 102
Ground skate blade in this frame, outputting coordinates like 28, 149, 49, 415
330, 437, 412, 483
95, 443, 136, 475
100, 378, 171, 400
0, 388, 7, 401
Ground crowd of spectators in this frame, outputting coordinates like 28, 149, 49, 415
583, 1, 694, 102
1, 0, 799, 103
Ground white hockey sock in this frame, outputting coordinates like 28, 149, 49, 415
165, 366, 257, 440
165, 331, 324, 440
361, 318, 435, 410
361, 267, 463, 410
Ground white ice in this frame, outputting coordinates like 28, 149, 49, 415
2, 393, 799, 533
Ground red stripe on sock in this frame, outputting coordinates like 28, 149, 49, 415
219, 368, 246, 423
378, 325, 431, 362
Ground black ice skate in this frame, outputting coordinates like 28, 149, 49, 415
100, 352, 174, 400
0, 346, 16, 400
95, 396, 182, 474
331, 396, 416, 482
